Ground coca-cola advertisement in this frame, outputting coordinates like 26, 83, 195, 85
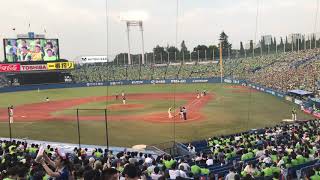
0, 64, 21, 72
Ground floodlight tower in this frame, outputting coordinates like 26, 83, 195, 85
123, 20, 145, 65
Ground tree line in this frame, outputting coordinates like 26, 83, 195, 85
112, 31, 320, 65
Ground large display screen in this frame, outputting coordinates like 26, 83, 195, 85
3, 39, 59, 62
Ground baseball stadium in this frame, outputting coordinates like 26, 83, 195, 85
1, 0, 320, 180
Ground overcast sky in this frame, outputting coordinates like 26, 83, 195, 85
0, 0, 319, 61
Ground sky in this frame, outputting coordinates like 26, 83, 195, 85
0, 0, 319, 61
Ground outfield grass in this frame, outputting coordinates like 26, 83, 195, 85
0, 83, 313, 147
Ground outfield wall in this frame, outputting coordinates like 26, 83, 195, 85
0, 77, 291, 103
0, 77, 222, 93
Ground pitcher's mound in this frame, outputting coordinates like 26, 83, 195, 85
107, 104, 144, 110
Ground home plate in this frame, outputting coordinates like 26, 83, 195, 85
21, 116, 26, 118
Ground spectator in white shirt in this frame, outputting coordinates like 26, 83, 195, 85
168, 163, 180, 179
145, 154, 153, 164
151, 166, 163, 180
225, 167, 237, 180
178, 166, 188, 178
178, 158, 190, 172
206, 155, 214, 166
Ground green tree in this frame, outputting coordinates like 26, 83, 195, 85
193, 45, 208, 60
219, 31, 232, 58
180, 40, 189, 62
153, 45, 166, 64
208, 45, 218, 60
166, 46, 180, 63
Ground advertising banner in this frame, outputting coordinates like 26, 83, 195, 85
47, 62, 74, 70
21, 64, 47, 71
0, 63, 20, 72
80, 56, 108, 63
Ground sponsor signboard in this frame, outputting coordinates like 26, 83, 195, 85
80, 56, 108, 63
131, 80, 144, 84
151, 80, 166, 84
21, 64, 47, 71
0, 63, 20, 72
47, 62, 74, 70
109, 81, 123, 86
192, 79, 208, 83
86, 82, 104, 87
224, 79, 232, 83
170, 79, 186, 84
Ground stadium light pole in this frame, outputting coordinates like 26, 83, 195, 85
197, 50, 200, 62
123, 20, 145, 65
298, 35, 300, 52
205, 49, 207, 61
126, 23, 132, 65
260, 42, 262, 56
252, 45, 255, 58
175, 51, 177, 62
284, 38, 286, 53
304, 35, 306, 50
314, 0, 319, 48
291, 35, 294, 52
189, 51, 192, 62
275, 37, 278, 54
213, 47, 215, 61
310, 35, 312, 49
117, 55, 119, 66
182, 50, 185, 64
219, 42, 223, 83
140, 21, 145, 64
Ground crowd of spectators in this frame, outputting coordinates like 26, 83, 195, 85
225, 49, 320, 93
70, 62, 220, 83
1, 119, 320, 180
69, 48, 320, 94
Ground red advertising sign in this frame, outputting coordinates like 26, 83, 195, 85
21, 64, 48, 71
0, 64, 20, 72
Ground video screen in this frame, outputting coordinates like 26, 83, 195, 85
4, 39, 60, 62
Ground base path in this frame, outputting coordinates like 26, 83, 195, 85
0, 93, 214, 123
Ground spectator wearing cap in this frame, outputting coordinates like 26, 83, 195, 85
31, 44, 44, 61
39, 149, 71, 180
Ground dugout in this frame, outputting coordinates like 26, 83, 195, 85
303, 98, 320, 110
286, 89, 314, 105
